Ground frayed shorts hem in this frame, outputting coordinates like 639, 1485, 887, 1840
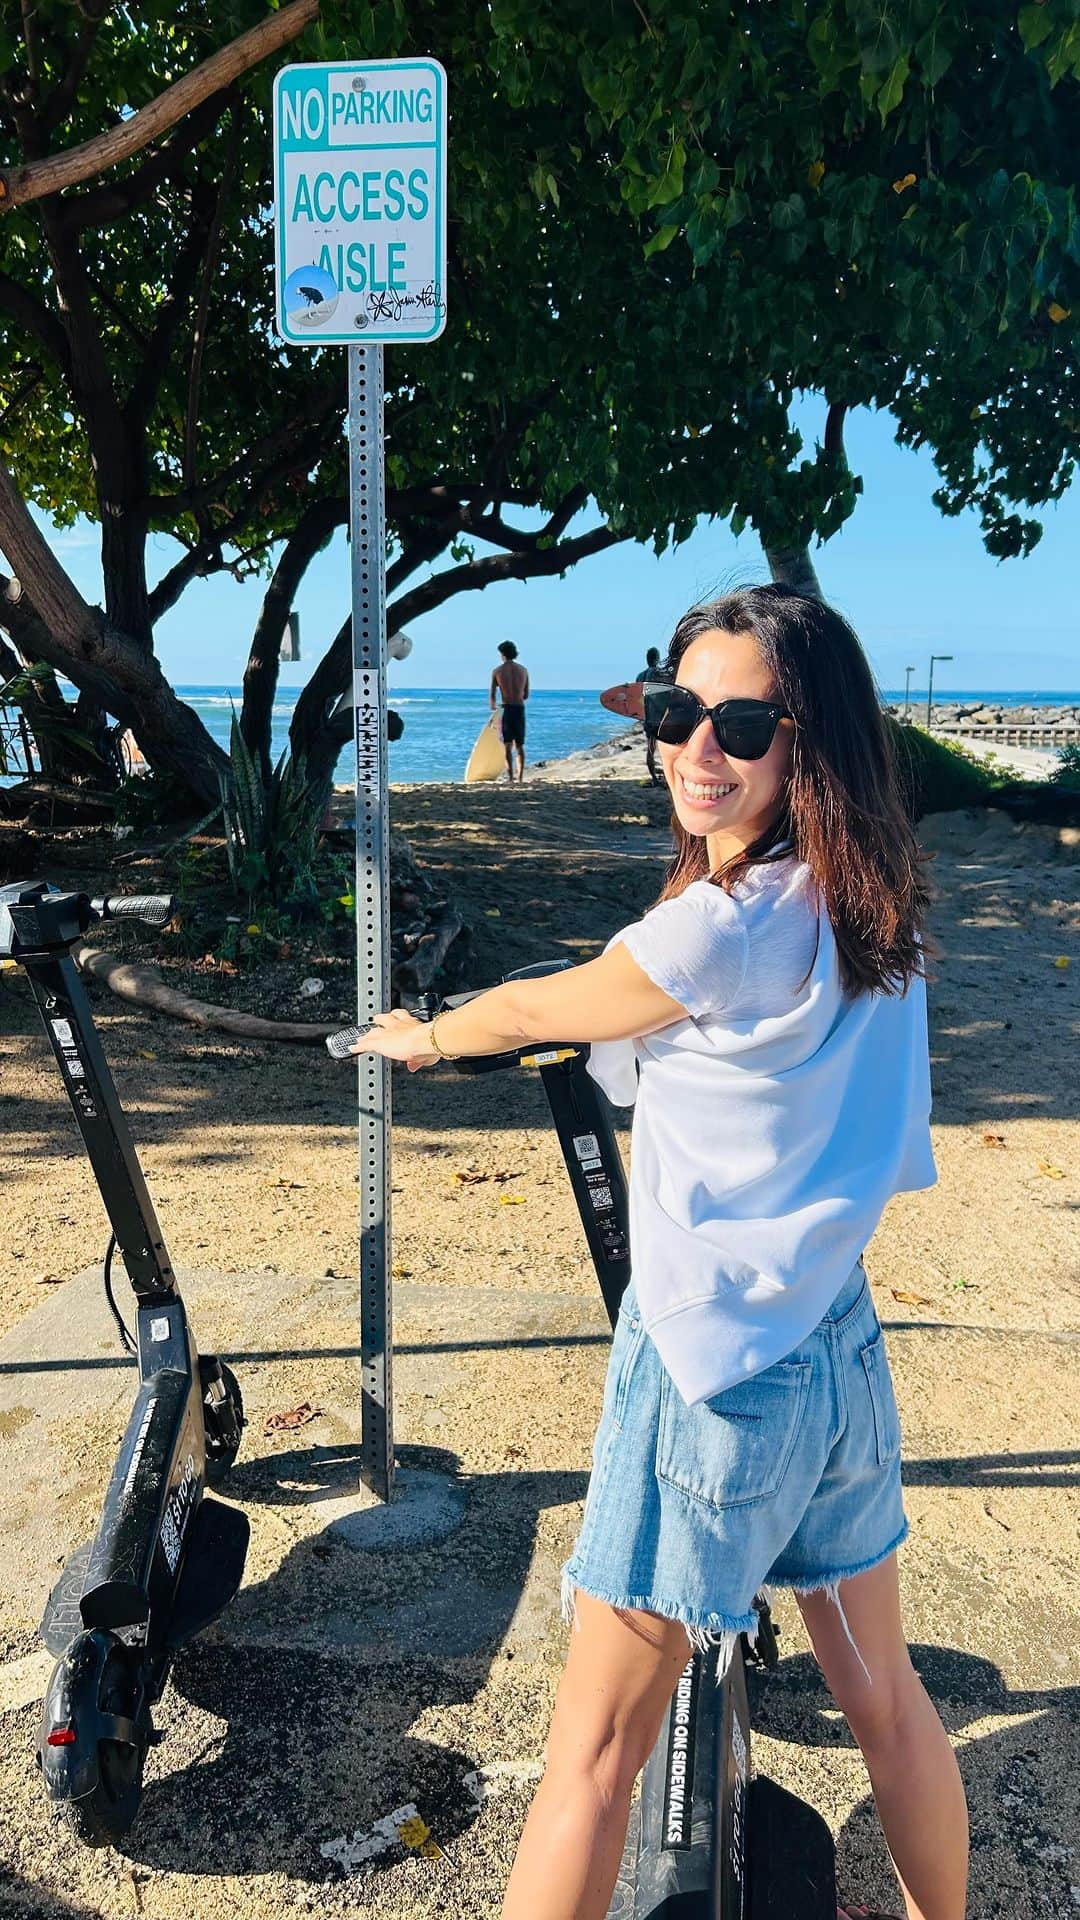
770, 1516, 909, 1597
560, 1560, 760, 1659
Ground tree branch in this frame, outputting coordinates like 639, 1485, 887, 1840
241, 495, 345, 773
0, 0, 319, 210
387, 522, 625, 630
40, 3, 111, 138
70, 91, 230, 231
824, 400, 849, 461
183, 112, 242, 524
0, 268, 72, 374
0, 363, 43, 429
150, 372, 342, 517
126, 178, 218, 428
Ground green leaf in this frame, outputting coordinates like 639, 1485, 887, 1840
643, 223, 679, 258
646, 139, 687, 209
1018, 5, 1055, 53
877, 54, 910, 121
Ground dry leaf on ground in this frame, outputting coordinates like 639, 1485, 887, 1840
263, 1400, 323, 1435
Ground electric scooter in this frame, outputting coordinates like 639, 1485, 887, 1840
1, 881, 248, 1847
327, 960, 837, 1916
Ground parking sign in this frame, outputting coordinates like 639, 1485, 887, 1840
273, 58, 447, 345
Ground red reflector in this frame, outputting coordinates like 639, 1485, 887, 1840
46, 1727, 77, 1746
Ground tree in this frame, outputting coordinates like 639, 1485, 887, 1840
1, 2, 1077, 804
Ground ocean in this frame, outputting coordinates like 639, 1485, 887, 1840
176, 685, 1079, 786
178, 685, 633, 784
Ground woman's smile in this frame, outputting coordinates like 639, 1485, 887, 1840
674, 766, 739, 811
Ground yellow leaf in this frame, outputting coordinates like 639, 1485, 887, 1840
397, 1816, 433, 1851
136, 1048, 157, 1060
1054, 955, 1069, 969
891, 1289, 935, 1307
1048, 302, 1071, 324
338, 893, 354, 909
1036, 1159, 1065, 1179
807, 159, 825, 188
892, 172, 917, 194
485, 908, 501, 917
246, 923, 261, 935
498, 1194, 526, 1205
982, 1132, 1006, 1149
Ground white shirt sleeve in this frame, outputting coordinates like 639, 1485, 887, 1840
619, 882, 749, 1020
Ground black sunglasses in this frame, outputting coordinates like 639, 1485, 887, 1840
641, 683, 791, 761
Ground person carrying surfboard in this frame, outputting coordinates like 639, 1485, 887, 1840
491, 641, 530, 782
635, 646, 664, 786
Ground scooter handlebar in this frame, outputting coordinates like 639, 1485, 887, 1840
325, 1022, 374, 1058
92, 894, 176, 929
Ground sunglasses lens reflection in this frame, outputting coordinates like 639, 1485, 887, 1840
644, 690, 700, 743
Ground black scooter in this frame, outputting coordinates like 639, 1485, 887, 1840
329, 959, 837, 1917
1, 882, 248, 1847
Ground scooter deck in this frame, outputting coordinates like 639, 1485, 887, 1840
41, 1498, 249, 1659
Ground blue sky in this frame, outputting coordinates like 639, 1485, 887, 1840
37, 392, 1080, 696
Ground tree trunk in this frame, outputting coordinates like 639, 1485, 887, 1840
763, 544, 823, 599
0, 462, 227, 805
288, 609, 351, 800
242, 498, 344, 780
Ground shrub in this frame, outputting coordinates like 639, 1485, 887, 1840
1049, 742, 1080, 792
219, 715, 323, 910
887, 720, 1001, 819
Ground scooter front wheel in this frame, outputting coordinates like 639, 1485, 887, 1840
38, 1629, 150, 1848
201, 1358, 244, 1486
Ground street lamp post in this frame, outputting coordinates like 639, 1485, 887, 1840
926, 654, 953, 730
903, 665, 915, 724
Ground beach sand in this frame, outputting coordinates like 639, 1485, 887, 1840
0, 769, 1076, 1918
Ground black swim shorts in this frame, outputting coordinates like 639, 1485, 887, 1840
501, 702, 526, 748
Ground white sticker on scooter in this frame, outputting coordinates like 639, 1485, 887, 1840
150, 1317, 170, 1341
573, 1134, 599, 1160
50, 1018, 74, 1046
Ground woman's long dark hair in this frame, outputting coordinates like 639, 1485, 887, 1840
656, 585, 930, 996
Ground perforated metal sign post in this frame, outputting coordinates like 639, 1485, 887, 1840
349, 343, 393, 1500
273, 58, 447, 1503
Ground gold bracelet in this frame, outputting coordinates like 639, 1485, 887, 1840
428, 1013, 460, 1060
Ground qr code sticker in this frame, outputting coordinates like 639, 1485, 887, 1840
589, 1185, 613, 1210
574, 1134, 599, 1160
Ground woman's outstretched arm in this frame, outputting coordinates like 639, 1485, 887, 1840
354, 945, 688, 1070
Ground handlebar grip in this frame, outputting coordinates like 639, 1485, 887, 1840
95, 895, 176, 929
325, 1023, 373, 1059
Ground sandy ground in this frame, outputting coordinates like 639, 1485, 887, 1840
0, 759, 1077, 1918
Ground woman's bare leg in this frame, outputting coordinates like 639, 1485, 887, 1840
797, 1555, 968, 1920
501, 1590, 690, 1920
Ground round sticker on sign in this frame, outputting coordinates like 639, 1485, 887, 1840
283, 262, 340, 329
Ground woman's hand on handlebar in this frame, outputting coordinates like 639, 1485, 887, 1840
351, 1008, 437, 1073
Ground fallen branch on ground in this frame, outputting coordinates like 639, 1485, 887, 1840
73, 942, 337, 1043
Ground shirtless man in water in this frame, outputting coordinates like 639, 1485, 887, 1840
490, 640, 530, 782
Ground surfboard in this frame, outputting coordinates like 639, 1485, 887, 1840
464, 713, 506, 784
599, 681, 645, 721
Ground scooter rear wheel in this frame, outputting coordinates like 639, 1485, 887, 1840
51, 1637, 149, 1848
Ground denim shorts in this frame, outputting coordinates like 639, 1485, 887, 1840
562, 1262, 907, 1660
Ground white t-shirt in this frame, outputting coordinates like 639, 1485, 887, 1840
587, 857, 936, 1405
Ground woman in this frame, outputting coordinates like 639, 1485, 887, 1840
356, 586, 969, 1920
